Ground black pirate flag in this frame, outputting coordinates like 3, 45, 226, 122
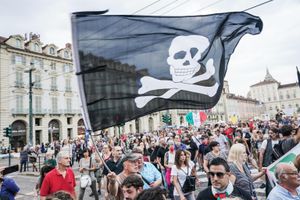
71, 11, 262, 131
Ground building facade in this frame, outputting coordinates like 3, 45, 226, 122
248, 69, 300, 119
0, 34, 83, 150
108, 80, 264, 136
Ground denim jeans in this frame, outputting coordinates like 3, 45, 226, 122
79, 180, 99, 200
20, 161, 27, 172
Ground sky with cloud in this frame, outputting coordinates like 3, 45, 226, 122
0, 0, 299, 96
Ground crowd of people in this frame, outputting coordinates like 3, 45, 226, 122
1, 114, 300, 200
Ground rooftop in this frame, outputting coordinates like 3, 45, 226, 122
278, 82, 299, 89
0, 36, 7, 43
250, 68, 279, 87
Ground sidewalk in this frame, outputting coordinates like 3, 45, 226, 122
0, 153, 20, 159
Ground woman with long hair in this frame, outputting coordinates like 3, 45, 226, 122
171, 149, 197, 200
227, 143, 265, 200
203, 141, 227, 174
79, 148, 99, 200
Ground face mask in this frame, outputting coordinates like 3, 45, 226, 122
169, 145, 174, 153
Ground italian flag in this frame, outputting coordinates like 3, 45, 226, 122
186, 111, 207, 127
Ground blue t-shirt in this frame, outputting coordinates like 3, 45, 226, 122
267, 184, 300, 200
140, 162, 162, 189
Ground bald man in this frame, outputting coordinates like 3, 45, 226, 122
267, 163, 300, 200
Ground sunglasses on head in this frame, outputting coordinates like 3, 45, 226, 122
208, 171, 226, 178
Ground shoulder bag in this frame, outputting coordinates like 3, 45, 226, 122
80, 157, 92, 188
178, 166, 196, 193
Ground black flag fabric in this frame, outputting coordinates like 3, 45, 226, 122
297, 66, 300, 87
71, 11, 263, 131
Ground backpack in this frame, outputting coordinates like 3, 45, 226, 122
272, 141, 284, 161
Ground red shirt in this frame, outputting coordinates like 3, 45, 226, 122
40, 167, 76, 198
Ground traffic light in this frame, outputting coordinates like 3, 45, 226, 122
3, 126, 12, 138
162, 114, 172, 125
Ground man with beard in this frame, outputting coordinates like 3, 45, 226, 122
107, 153, 140, 200
121, 175, 144, 200
196, 158, 251, 200
103, 146, 124, 176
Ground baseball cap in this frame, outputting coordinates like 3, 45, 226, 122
122, 152, 140, 163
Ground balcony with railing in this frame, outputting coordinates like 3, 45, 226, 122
10, 108, 81, 116
48, 109, 60, 115
65, 87, 72, 92
33, 83, 42, 89
50, 85, 58, 91
14, 81, 24, 88
64, 109, 81, 115
11, 108, 28, 115
33, 108, 47, 115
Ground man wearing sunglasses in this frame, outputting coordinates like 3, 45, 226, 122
196, 157, 252, 200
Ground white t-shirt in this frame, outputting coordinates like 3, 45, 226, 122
192, 135, 201, 147
171, 162, 195, 196
261, 139, 279, 150
215, 134, 228, 151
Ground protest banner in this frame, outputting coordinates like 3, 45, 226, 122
267, 143, 300, 186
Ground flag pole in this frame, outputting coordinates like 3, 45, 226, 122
88, 129, 122, 185
88, 129, 112, 173
297, 66, 300, 87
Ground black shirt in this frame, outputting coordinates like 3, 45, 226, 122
196, 186, 252, 200
156, 146, 168, 166
187, 140, 198, 161
148, 146, 159, 162
102, 158, 123, 176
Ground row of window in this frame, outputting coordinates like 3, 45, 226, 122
279, 93, 297, 100
15, 72, 72, 91
15, 39, 70, 59
269, 104, 299, 110
15, 95, 73, 114
12, 54, 73, 72
252, 89, 297, 102
34, 117, 74, 127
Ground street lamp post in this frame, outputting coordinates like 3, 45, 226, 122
25, 64, 35, 146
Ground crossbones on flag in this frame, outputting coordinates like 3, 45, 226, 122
71, 11, 262, 131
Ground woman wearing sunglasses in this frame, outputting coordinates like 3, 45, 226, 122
228, 143, 265, 200
171, 149, 197, 200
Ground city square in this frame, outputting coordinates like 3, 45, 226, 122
1, 0, 300, 200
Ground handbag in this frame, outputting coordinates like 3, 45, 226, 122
80, 175, 92, 188
179, 166, 196, 193
80, 157, 92, 188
